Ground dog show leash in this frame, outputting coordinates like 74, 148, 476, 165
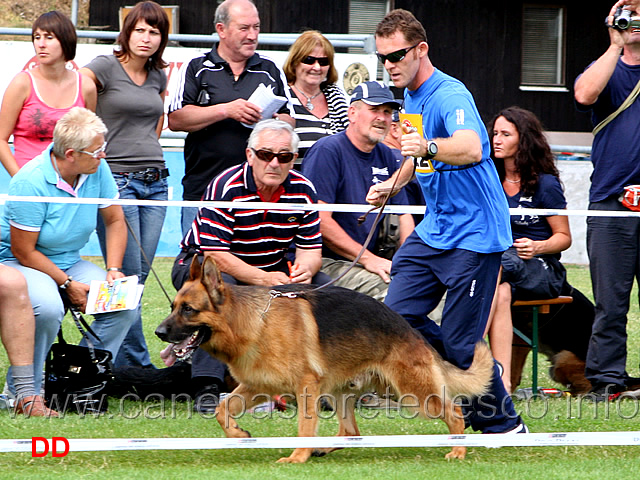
263, 155, 416, 312
262, 202, 388, 316
124, 217, 173, 305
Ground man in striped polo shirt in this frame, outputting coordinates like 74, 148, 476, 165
170, 119, 325, 413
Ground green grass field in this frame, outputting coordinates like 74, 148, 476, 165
1, 259, 640, 478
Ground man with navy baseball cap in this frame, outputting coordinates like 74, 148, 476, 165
350, 80, 402, 108
302, 81, 414, 300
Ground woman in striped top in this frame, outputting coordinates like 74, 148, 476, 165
283, 30, 349, 164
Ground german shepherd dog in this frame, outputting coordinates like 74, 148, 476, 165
155, 256, 495, 463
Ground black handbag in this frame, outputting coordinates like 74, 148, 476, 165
44, 308, 114, 414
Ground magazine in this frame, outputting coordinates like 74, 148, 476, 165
86, 275, 144, 315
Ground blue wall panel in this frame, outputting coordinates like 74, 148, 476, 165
0, 150, 186, 258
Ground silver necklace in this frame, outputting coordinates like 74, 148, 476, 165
294, 85, 322, 111
505, 178, 521, 184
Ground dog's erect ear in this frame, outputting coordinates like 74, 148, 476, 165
188, 254, 202, 281
201, 255, 226, 306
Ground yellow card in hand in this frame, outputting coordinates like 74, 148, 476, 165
398, 113, 423, 137
398, 113, 434, 173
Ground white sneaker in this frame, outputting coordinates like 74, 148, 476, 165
503, 420, 529, 434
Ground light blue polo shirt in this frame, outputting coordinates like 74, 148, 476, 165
0, 143, 118, 269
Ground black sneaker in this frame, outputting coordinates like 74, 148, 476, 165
585, 382, 625, 402
193, 384, 220, 414
623, 375, 640, 389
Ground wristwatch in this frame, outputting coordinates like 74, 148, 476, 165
425, 140, 438, 159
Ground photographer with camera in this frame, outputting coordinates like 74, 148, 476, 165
574, 0, 640, 400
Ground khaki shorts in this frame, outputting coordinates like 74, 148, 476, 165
320, 258, 389, 302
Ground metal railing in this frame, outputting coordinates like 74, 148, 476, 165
0, 28, 375, 52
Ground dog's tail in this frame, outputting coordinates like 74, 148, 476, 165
440, 341, 495, 398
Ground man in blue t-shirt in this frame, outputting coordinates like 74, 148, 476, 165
370, 9, 525, 434
574, 0, 640, 400
302, 81, 414, 301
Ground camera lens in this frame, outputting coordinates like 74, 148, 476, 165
616, 17, 630, 29
615, 8, 632, 29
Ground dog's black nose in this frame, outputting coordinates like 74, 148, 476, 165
155, 323, 169, 341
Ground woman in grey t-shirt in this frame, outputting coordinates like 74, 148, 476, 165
81, 1, 170, 369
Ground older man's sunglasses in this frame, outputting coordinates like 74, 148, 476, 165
251, 148, 295, 164
376, 43, 420, 64
301, 55, 330, 67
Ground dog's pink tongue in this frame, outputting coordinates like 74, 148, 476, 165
160, 344, 177, 367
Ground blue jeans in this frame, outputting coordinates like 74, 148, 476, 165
181, 206, 199, 238
3, 259, 137, 395
97, 175, 168, 368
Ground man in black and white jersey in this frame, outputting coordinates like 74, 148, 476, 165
168, 0, 294, 235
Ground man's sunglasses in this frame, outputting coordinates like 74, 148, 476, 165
251, 148, 295, 164
79, 141, 107, 159
300, 55, 330, 67
376, 43, 420, 64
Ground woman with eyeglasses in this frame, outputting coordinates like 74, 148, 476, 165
80, 1, 170, 369
283, 30, 349, 163
0, 107, 136, 405
0, 11, 96, 176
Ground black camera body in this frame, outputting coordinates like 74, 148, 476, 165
613, 7, 633, 30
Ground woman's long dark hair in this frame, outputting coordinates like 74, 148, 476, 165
489, 106, 560, 197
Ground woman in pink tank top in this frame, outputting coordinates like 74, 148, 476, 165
0, 11, 96, 176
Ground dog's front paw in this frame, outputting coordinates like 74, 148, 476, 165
236, 427, 251, 438
225, 426, 251, 439
276, 456, 307, 464
276, 448, 312, 463
444, 446, 467, 460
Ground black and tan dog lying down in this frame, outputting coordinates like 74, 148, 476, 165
510, 283, 595, 395
155, 256, 495, 463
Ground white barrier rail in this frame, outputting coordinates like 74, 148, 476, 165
0, 196, 637, 454
2, 431, 640, 453
0, 194, 637, 218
